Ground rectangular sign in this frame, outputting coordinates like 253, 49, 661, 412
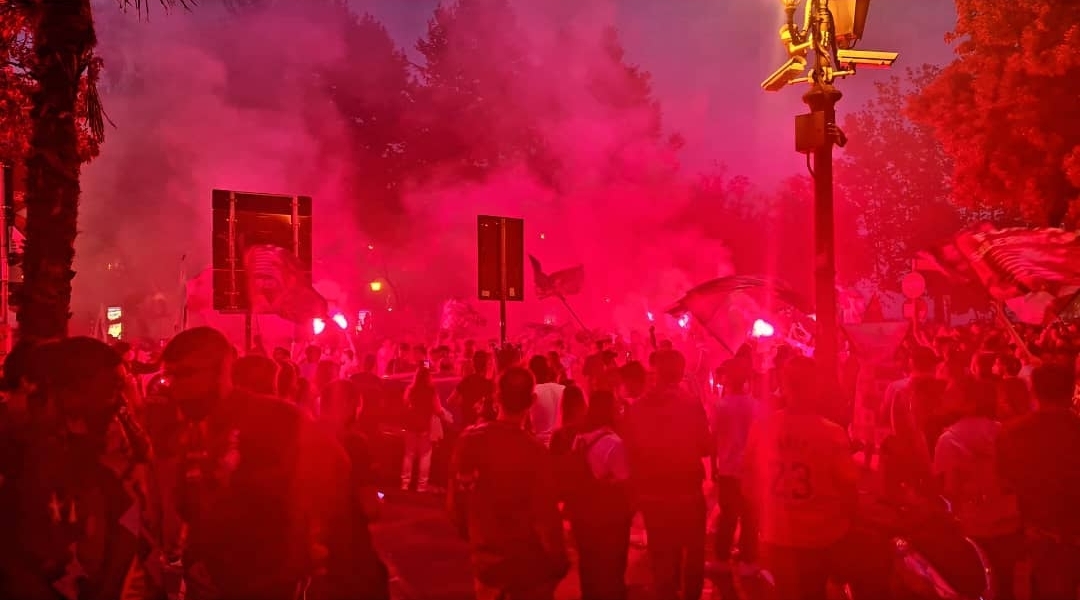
477, 215, 524, 302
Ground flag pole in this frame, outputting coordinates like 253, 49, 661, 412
555, 292, 589, 332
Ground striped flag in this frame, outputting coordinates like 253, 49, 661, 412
916, 225, 1080, 323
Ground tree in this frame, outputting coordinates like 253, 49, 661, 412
835, 65, 962, 284
908, 1, 1080, 227
321, 12, 416, 240
0, 3, 33, 164
413, 0, 557, 183
9, 0, 184, 341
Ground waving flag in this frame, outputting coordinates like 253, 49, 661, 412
916, 225, 1080, 323
528, 255, 585, 299
666, 276, 814, 354
667, 276, 813, 319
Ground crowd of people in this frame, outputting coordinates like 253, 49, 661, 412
0, 316, 1079, 600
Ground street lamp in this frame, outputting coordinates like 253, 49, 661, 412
761, 0, 897, 378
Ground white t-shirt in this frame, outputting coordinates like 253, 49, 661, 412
531, 382, 565, 447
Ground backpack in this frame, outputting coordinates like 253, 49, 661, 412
563, 432, 626, 520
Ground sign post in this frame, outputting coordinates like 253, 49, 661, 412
477, 216, 524, 345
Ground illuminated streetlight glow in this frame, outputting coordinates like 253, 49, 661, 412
313, 318, 327, 335
369, 280, 383, 292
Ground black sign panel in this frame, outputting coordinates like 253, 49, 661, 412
211, 189, 313, 312
477, 215, 524, 302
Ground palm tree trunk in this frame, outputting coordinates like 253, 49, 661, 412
17, 0, 98, 341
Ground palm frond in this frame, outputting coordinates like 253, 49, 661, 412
84, 55, 108, 143
118, 0, 196, 19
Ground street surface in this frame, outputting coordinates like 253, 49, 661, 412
370, 489, 660, 600
371, 456, 880, 600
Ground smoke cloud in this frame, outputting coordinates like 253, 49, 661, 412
77, 0, 359, 338
377, 0, 736, 338
73, 0, 733, 342
73, 0, 957, 343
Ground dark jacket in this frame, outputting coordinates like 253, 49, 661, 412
178, 390, 354, 600
447, 420, 569, 588
621, 383, 712, 499
998, 407, 1080, 537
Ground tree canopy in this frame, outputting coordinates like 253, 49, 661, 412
908, 0, 1080, 227
836, 65, 962, 285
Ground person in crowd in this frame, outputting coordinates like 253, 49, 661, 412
762, 344, 794, 410
997, 362, 1080, 600
231, 354, 279, 396
565, 390, 633, 600
318, 380, 390, 600
275, 359, 300, 403
434, 345, 456, 376
622, 349, 711, 600
113, 340, 160, 411
711, 357, 758, 568
582, 339, 610, 388
311, 360, 339, 412
549, 384, 587, 457
495, 344, 522, 373
339, 349, 360, 380
401, 366, 451, 492
528, 355, 565, 448
882, 345, 944, 498
933, 377, 1021, 600
447, 350, 494, 428
0, 337, 159, 600
617, 360, 647, 421
742, 356, 859, 600
349, 354, 385, 435
448, 366, 569, 600
553, 339, 577, 382
995, 354, 1031, 421
300, 345, 322, 380
160, 327, 359, 600
547, 350, 568, 385
459, 339, 478, 377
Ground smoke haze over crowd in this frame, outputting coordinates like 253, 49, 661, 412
73, 0, 957, 340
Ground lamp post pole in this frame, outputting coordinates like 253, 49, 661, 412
766, 0, 897, 391
803, 6, 842, 380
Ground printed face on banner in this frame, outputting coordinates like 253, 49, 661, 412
243, 244, 301, 315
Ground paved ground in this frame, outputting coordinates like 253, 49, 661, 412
370, 489, 660, 600
371, 458, 882, 600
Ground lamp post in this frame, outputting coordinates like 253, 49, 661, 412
761, 0, 896, 378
